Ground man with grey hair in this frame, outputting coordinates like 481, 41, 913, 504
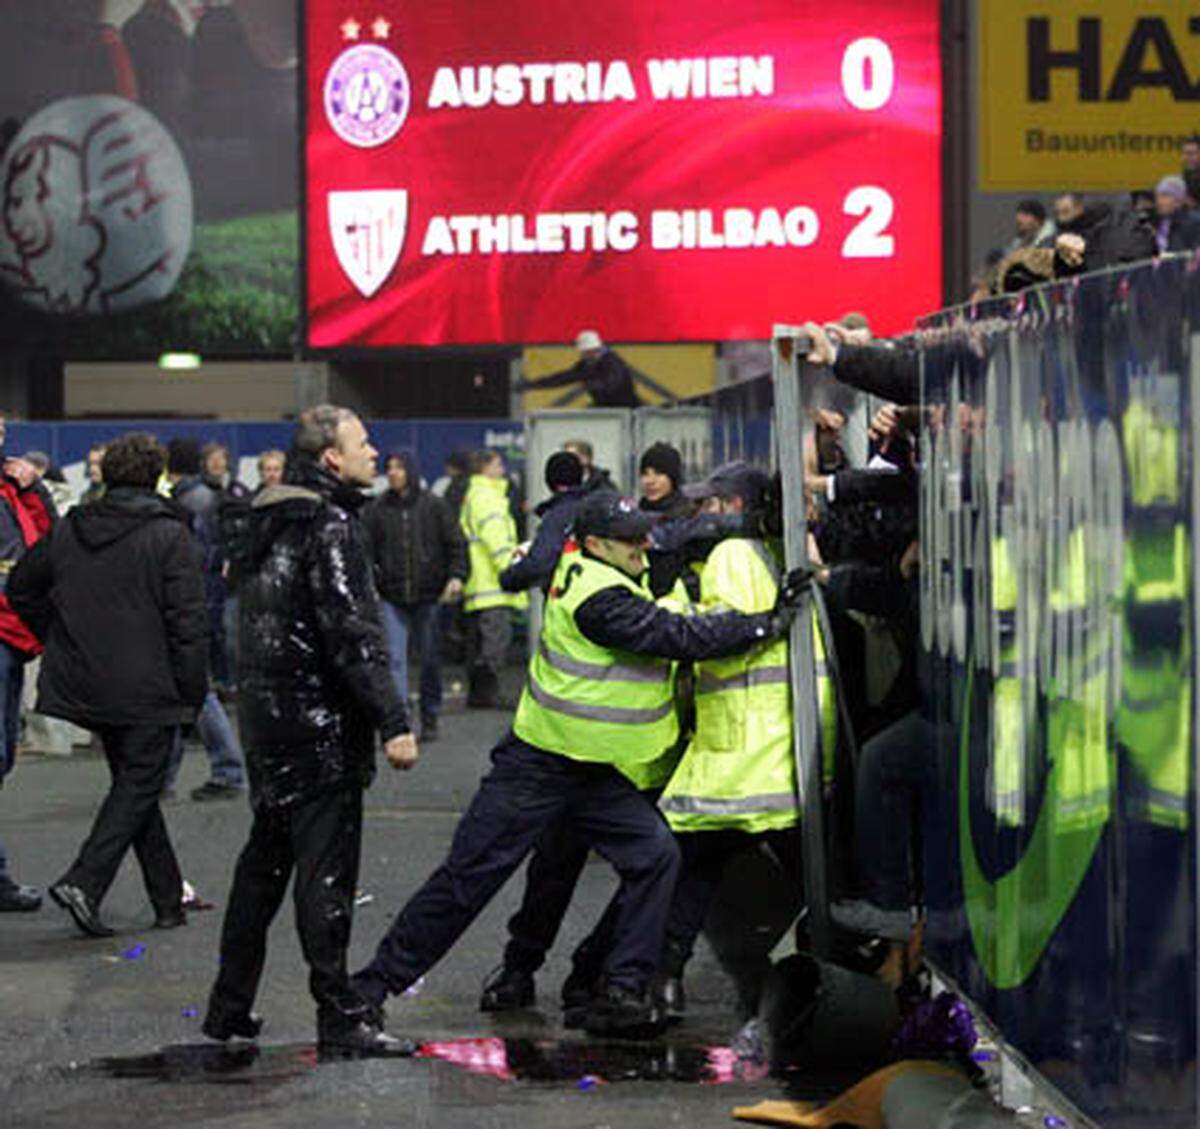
203, 404, 417, 1058
1154, 175, 1200, 254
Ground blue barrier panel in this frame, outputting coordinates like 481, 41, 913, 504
918, 256, 1198, 1125
1, 418, 524, 493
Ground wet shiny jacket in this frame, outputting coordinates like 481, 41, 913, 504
238, 461, 409, 811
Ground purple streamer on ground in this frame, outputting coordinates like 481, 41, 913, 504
890, 992, 977, 1060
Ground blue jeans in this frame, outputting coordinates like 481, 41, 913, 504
381, 601, 443, 722
0, 642, 25, 882
167, 690, 246, 790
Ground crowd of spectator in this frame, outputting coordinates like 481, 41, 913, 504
973, 136, 1200, 299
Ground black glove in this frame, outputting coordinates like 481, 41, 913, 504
778, 565, 816, 607
764, 567, 815, 637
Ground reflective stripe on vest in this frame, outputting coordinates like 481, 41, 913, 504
525, 673, 674, 726
538, 639, 669, 685
660, 792, 798, 816
696, 665, 789, 694
513, 551, 678, 783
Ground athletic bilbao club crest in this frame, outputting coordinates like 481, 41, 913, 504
324, 44, 411, 148
329, 190, 407, 298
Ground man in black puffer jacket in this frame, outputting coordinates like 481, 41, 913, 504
364, 451, 467, 742
203, 405, 417, 1059
9, 433, 208, 938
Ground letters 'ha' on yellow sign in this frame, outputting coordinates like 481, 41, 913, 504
979, 1, 1200, 191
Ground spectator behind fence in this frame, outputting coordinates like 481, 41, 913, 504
460, 450, 527, 709
1005, 199, 1055, 254
1153, 176, 1200, 254
9, 433, 207, 937
1051, 192, 1154, 276
364, 451, 467, 742
1182, 135, 1200, 206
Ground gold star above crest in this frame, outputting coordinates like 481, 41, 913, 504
372, 16, 391, 39
340, 17, 361, 40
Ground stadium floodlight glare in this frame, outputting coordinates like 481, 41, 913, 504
158, 352, 202, 371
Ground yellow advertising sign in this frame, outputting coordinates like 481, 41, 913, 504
980, 2, 1200, 191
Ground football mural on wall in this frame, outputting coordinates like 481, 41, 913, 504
0, 1, 298, 358
0, 96, 193, 316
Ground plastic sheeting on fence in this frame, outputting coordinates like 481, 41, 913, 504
917, 254, 1198, 1127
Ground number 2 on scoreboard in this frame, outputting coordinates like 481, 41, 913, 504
842, 186, 895, 259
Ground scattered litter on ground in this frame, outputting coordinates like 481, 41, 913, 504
122, 944, 147, 961
354, 890, 375, 907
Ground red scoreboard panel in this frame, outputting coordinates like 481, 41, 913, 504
304, 2, 942, 347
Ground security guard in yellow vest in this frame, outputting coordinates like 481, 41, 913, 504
460, 450, 527, 707
1116, 389, 1191, 831
1115, 379, 1192, 1046
353, 492, 803, 1037
657, 462, 818, 1023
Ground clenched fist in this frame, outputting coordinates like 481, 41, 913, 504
385, 733, 419, 771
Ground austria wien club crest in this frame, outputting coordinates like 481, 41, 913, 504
324, 43, 411, 148
328, 190, 408, 297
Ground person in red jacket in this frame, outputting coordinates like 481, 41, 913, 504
0, 412, 56, 913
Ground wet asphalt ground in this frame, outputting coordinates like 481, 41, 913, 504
0, 692, 826, 1128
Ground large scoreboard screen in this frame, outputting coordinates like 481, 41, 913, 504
304, 2, 942, 347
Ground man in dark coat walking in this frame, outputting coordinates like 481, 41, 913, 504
202, 405, 417, 1058
363, 451, 467, 742
9, 433, 207, 936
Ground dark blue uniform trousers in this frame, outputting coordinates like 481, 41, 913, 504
354, 733, 680, 1003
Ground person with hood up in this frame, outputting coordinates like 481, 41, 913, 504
364, 451, 467, 742
202, 405, 417, 1058
499, 451, 587, 595
9, 433, 207, 936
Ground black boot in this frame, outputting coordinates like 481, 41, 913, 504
584, 985, 667, 1039
420, 716, 439, 743
317, 1007, 415, 1059
479, 965, 535, 1012
0, 880, 41, 912
49, 881, 114, 937
202, 1006, 264, 1042
560, 966, 600, 1029
653, 975, 687, 1024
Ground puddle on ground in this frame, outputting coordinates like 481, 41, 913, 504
77, 1037, 768, 1088
418, 1037, 765, 1084
78, 1042, 319, 1084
